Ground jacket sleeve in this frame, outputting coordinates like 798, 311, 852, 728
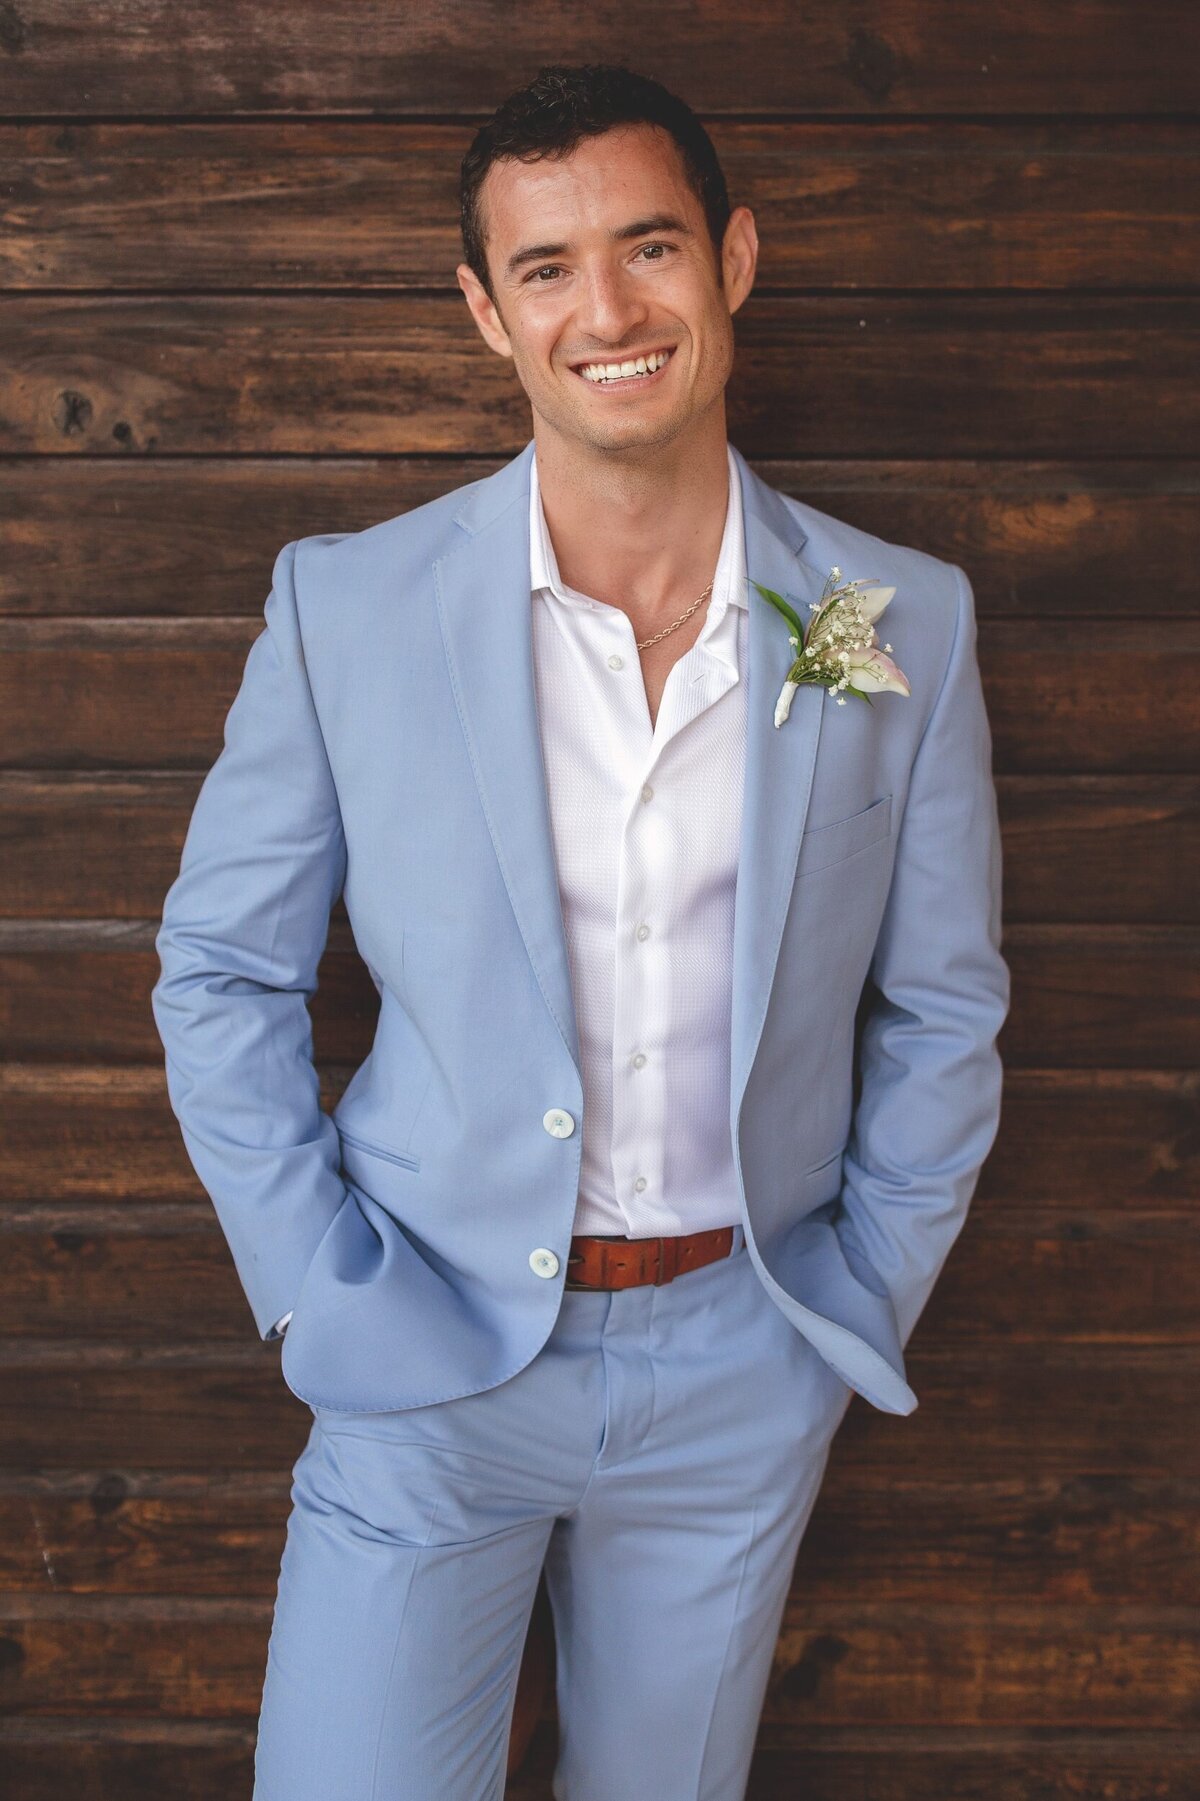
836, 563, 1011, 1352
151, 540, 350, 1341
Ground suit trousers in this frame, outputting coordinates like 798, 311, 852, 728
252, 1230, 854, 1801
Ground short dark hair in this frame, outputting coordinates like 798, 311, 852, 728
459, 63, 732, 304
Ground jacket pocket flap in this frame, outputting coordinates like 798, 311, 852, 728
796, 793, 892, 877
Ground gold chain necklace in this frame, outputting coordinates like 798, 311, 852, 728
635, 578, 716, 651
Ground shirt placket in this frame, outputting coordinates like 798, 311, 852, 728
608, 615, 737, 1234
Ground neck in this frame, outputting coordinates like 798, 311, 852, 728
533, 418, 731, 632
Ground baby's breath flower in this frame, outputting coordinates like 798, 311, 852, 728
750, 569, 911, 727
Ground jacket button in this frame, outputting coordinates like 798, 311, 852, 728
543, 1109, 575, 1138
530, 1248, 560, 1278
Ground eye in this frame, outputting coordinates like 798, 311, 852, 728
524, 242, 676, 283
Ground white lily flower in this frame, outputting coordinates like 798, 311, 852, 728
844, 646, 911, 696
853, 583, 896, 623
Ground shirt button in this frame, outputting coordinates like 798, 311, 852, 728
635, 923, 650, 941
631, 1052, 647, 1069
543, 1108, 576, 1138
529, 1248, 560, 1278
640, 783, 654, 802
608, 653, 624, 670
634, 1177, 648, 1193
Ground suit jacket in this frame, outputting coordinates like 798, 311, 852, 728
151, 438, 1010, 1417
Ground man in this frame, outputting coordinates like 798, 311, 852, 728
152, 63, 1009, 1801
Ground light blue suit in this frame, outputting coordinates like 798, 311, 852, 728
152, 439, 1009, 1797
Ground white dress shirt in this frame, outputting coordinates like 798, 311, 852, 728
530, 443, 748, 1239
269, 443, 747, 1335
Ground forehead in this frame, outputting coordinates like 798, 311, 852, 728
480, 123, 697, 250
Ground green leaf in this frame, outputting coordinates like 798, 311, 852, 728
749, 579, 807, 646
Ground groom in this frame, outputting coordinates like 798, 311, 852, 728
152, 62, 1009, 1801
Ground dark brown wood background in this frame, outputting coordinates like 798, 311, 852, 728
2, 5, 1199, 1796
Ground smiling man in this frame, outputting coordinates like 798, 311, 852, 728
153, 61, 1009, 1801
453, 100, 756, 723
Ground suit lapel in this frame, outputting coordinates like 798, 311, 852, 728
433, 442, 583, 1071
728, 445, 829, 1118
432, 438, 829, 1113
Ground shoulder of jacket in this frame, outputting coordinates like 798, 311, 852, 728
286, 473, 489, 599
777, 490, 961, 596
774, 489, 965, 658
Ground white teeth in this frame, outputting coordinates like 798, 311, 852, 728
580, 349, 671, 383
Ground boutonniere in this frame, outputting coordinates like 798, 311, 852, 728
749, 566, 911, 727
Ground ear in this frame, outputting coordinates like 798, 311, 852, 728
456, 263, 514, 360
721, 206, 759, 317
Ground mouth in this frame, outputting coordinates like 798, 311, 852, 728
570, 346, 675, 392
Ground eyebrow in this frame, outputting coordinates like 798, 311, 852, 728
504, 212, 694, 280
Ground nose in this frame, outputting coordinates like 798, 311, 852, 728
574, 260, 650, 348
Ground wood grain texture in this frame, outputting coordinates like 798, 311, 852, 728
0, 1061, 355, 1200
3, 458, 1199, 621
2, 1720, 1196, 1801
2, 774, 1198, 923
0, 1344, 1193, 1476
0, 928, 1196, 1067
3, 1066, 1192, 1205
3, 617, 1198, 772
3, 1202, 1197, 1343
0, 1590, 1196, 1723
4, 1464, 1196, 1601
2, 3, 1198, 116
2, 12, 1197, 1792
4, 120, 1197, 291
2, 295, 1197, 457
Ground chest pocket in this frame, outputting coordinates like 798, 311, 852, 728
795, 793, 892, 878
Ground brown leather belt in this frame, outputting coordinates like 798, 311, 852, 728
564, 1225, 738, 1290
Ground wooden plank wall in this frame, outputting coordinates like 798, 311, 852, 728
2, 5, 1199, 1795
